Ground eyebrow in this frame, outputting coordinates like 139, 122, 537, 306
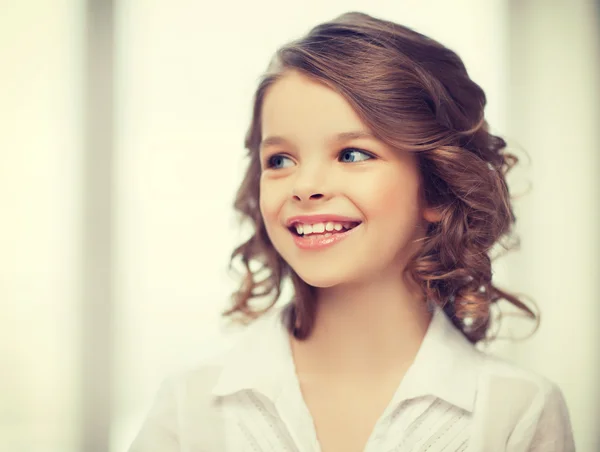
259, 131, 376, 151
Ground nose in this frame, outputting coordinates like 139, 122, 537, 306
291, 163, 330, 203
293, 191, 324, 202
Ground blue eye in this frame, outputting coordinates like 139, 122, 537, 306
266, 154, 294, 169
339, 148, 373, 163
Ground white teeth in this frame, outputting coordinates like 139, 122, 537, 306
293, 221, 359, 236
312, 222, 325, 233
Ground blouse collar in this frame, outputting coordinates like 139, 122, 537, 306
211, 302, 484, 412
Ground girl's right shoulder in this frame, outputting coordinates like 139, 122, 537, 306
128, 310, 283, 452
174, 305, 285, 389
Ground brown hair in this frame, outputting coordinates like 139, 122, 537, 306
224, 11, 536, 344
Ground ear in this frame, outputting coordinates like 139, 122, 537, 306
423, 206, 442, 223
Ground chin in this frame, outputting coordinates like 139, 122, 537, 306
291, 266, 361, 289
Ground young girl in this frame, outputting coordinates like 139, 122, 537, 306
130, 12, 574, 452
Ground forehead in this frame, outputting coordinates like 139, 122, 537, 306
260, 71, 368, 141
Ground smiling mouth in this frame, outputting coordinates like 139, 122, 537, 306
288, 221, 362, 237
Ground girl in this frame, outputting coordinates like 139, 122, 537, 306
130, 12, 574, 452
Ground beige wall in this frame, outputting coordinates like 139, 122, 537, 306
503, 0, 600, 450
0, 1, 83, 450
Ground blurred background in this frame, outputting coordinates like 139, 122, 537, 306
1, 0, 599, 451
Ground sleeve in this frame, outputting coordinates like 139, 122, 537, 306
128, 378, 181, 452
526, 383, 575, 452
507, 381, 576, 452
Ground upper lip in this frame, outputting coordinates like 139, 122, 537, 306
285, 214, 362, 227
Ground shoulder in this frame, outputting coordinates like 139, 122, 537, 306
165, 328, 244, 400
138, 329, 240, 420
478, 353, 566, 408
167, 306, 285, 400
128, 316, 274, 452
473, 354, 574, 451
479, 353, 558, 391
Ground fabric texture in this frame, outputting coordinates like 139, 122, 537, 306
129, 304, 575, 452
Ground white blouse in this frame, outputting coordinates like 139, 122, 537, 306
128, 304, 575, 452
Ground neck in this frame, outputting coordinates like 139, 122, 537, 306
290, 271, 432, 377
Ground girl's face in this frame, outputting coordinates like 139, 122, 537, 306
259, 70, 438, 288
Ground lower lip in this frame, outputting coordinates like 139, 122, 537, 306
292, 225, 360, 250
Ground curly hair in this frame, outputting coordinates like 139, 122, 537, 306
223, 11, 536, 344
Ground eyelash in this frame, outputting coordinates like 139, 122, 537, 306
265, 147, 375, 169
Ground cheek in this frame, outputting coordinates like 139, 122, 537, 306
357, 171, 422, 219
384, 184, 420, 216
259, 178, 284, 226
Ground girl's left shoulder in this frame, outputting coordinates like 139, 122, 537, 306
477, 352, 566, 405
471, 354, 575, 451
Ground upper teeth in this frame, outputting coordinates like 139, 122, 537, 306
294, 222, 355, 235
